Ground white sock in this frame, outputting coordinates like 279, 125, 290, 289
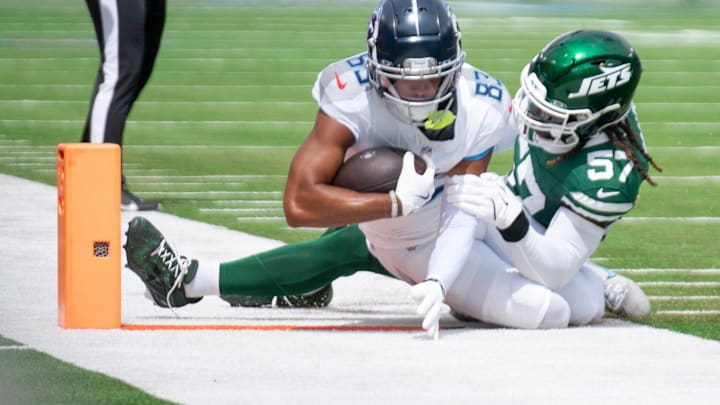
184, 261, 220, 297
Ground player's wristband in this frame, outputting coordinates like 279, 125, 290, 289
499, 212, 529, 242
389, 190, 399, 218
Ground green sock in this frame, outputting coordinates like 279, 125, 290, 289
219, 225, 389, 296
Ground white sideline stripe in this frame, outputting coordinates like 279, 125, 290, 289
618, 269, 720, 274
638, 282, 720, 287
622, 217, 720, 223
656, 310, 720, 315
650, 296, 720, 301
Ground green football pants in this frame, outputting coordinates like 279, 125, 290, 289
218, 225, 391, 296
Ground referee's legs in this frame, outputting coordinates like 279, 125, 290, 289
82, 0, 163, 211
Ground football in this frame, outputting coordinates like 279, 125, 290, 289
332, 146, 427, 193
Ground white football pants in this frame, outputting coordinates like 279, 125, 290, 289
368, 228, 604, 329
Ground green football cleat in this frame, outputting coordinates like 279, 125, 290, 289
124, 216, 202, 309
220, 284, 333, 308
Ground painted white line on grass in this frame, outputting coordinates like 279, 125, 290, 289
0, 119, 716, 126
650, 296, 720, 301
32, 168, 178, 176
4, 145, 720, 154
7, 99, 720, 107
128, 183, 282, 189
0, 157, 55, 162
654, 176, 720, 182
196, 200, 281, 206
200, 208, 283, 214
655, 310, 720, 315
618, 269, 720, 274
0, 84, 310, 90
638, 282, 720, 287
0, 99, 314, 107
3, 83, 720, 91
0, 119, 313, 125
128, 174, 288, 179
282, 227, 327, 232
0, 345, 30, 351
236, 216, 286, 222
622, 217, 720, 223
142, 191, 282, 197
0, 162, 51, 167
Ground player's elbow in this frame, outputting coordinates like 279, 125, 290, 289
283, 201, 308, 228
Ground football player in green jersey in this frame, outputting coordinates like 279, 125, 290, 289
446, 29, 662, 323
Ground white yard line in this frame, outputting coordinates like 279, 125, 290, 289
619, 269, 720, 274
656, 310, 720, 315
650, 296, 720, 300
622, 217, 720, 223
638, 281, 720, 287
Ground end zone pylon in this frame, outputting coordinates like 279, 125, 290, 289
57, 143, 121, 329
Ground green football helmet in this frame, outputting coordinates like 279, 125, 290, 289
513, 29, 642, 154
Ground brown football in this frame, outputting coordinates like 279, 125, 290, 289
332, 146, 427, 193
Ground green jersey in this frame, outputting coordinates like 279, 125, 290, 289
507, 110, 649, 228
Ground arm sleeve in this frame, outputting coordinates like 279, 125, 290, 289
425, 190, 477, 291
505, 206, 606, 290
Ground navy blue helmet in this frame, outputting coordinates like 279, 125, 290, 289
366, 0, 465, 125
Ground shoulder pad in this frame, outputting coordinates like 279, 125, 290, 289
314, 53, 370, 106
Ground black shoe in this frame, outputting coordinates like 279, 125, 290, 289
122, 187, 160, 211
221, 284, 334, 308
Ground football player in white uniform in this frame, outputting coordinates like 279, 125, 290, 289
125, 0, 571, 336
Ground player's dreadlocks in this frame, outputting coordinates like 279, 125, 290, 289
546, 118, 663, 186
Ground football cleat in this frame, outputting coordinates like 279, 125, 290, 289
604, 274, 650, 318
124, 216, 202, 309
221, 284, 333, 308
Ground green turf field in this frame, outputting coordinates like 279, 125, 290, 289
1, 0, 719, 401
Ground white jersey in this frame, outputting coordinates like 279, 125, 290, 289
312, 52, 515, 248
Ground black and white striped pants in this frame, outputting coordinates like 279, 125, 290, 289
82, 0, 166, 147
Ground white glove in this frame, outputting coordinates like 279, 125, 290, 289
447, 172, 523, 230
410, 279, 445, 340
395, 152, 435, 216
